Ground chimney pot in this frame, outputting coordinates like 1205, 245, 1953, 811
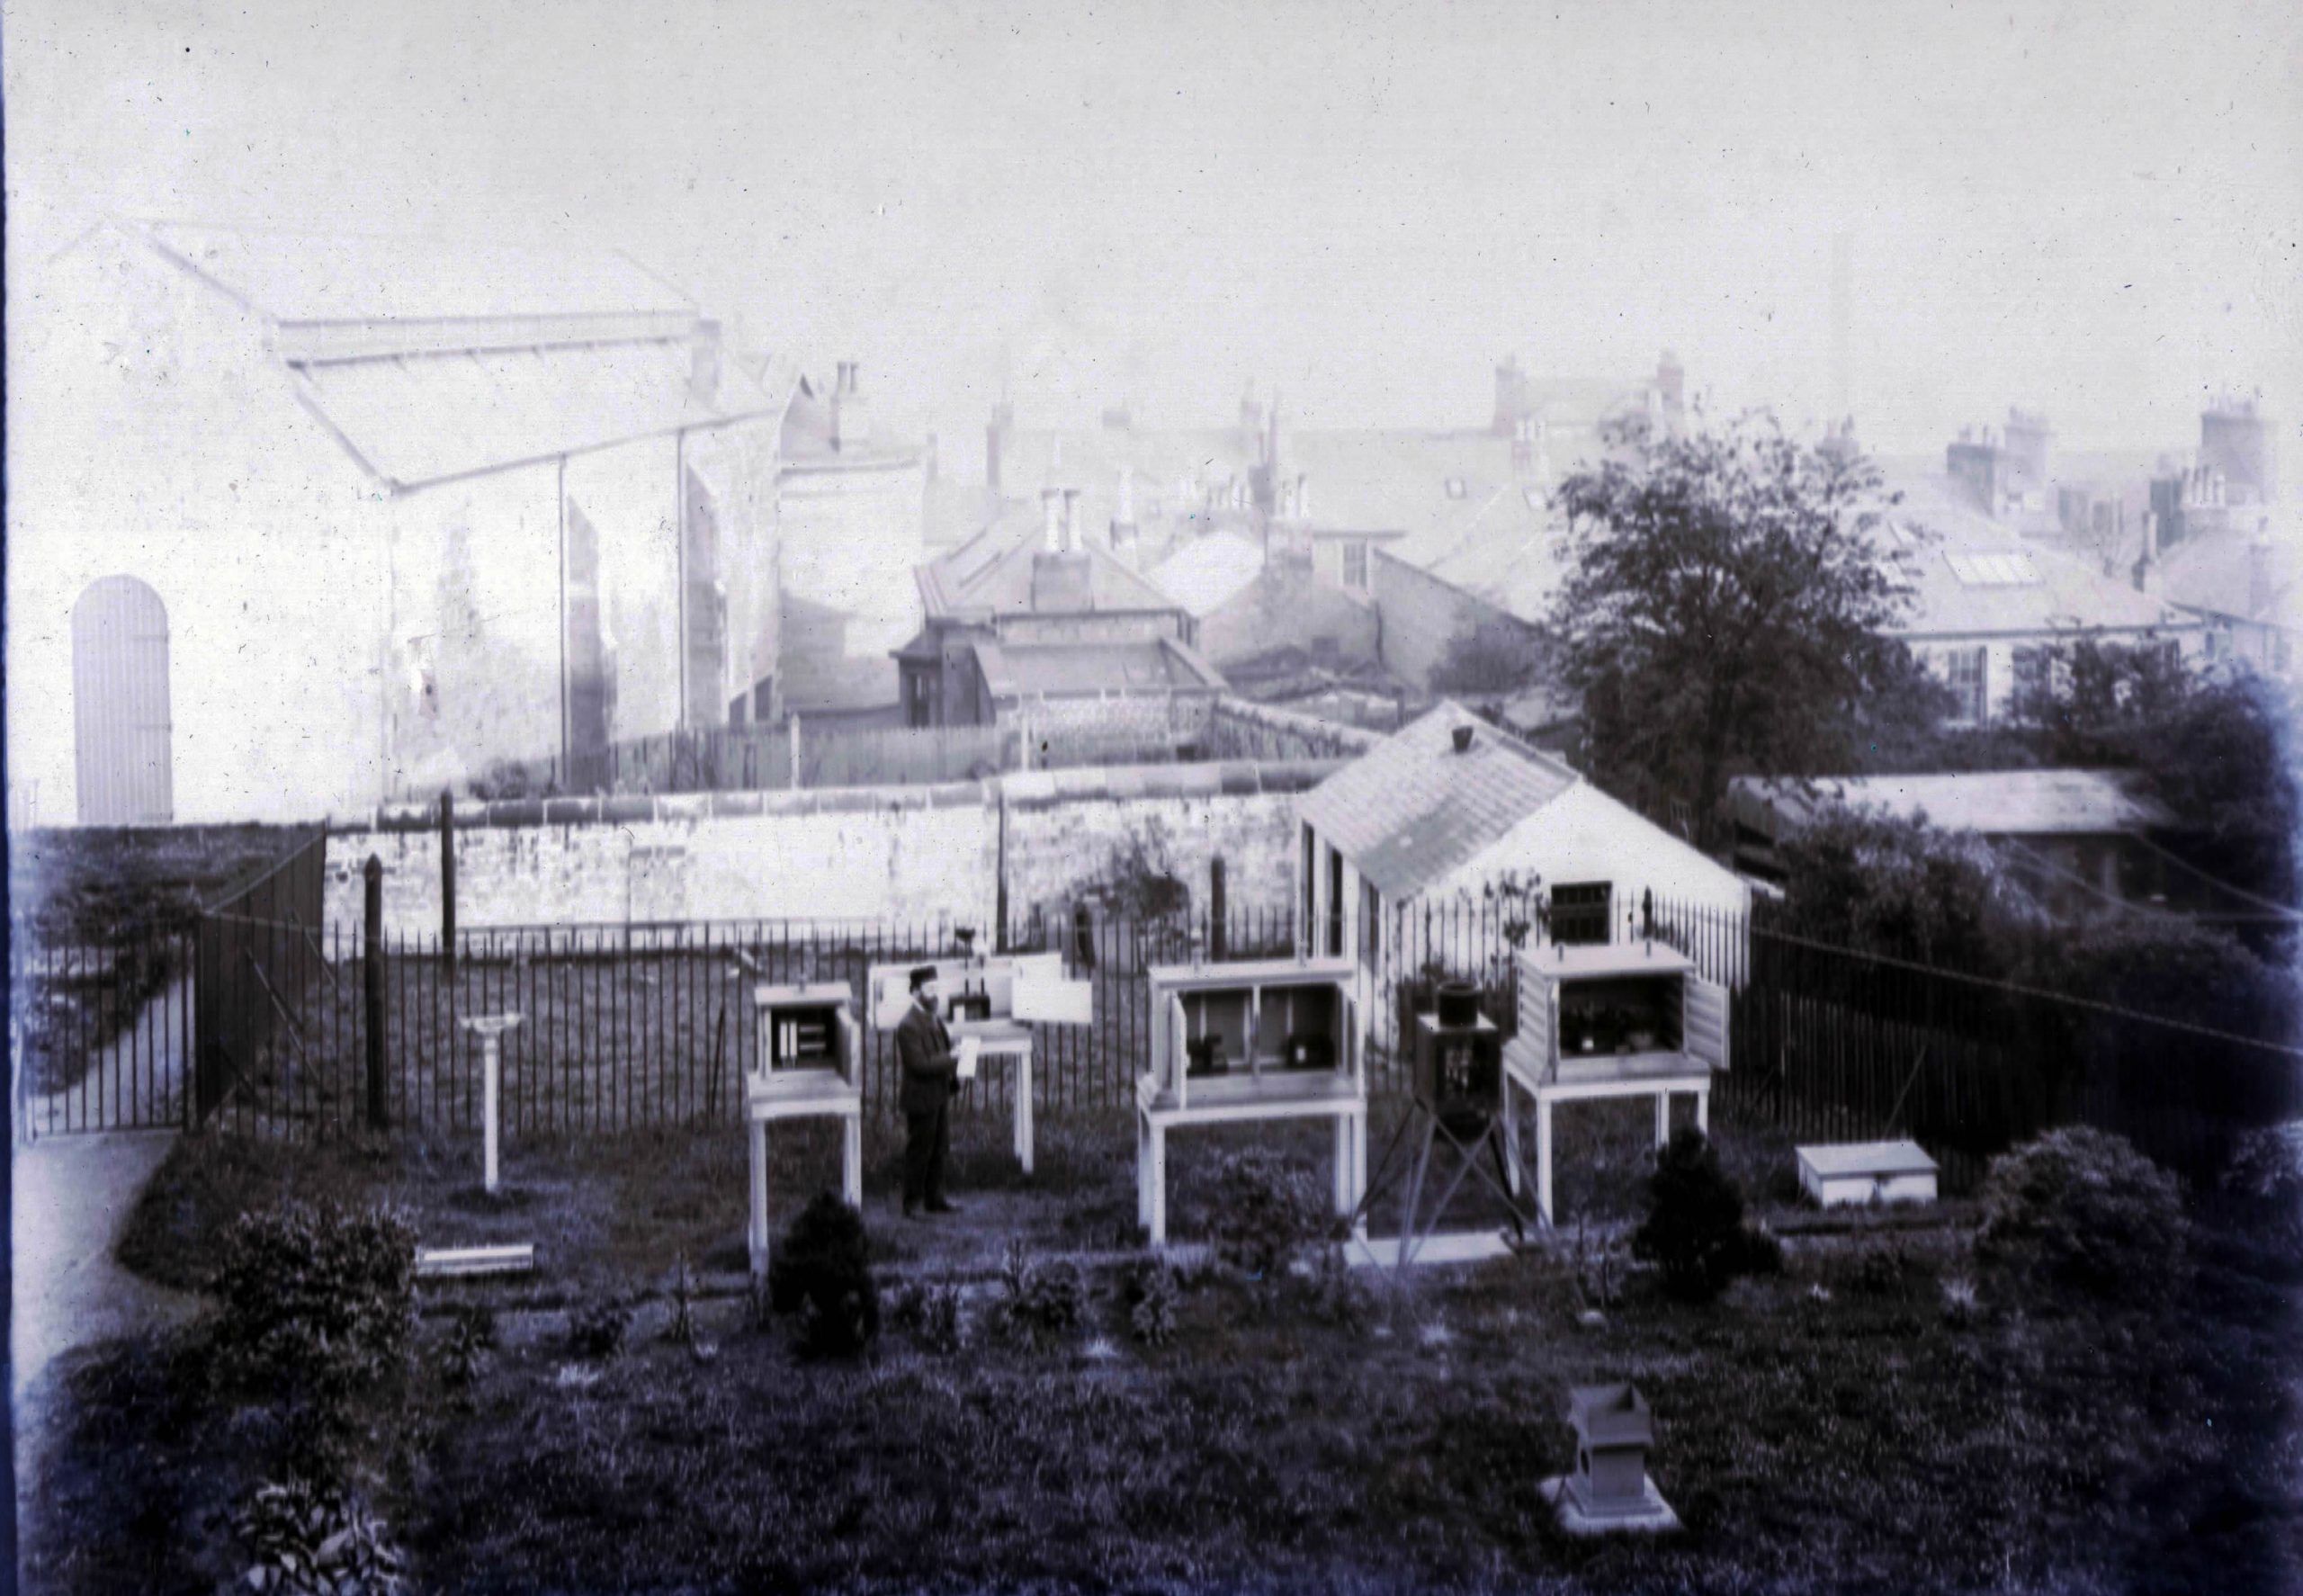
1452, 724, 1475, 754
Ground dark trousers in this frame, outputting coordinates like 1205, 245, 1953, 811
903, 1102, 950, 1208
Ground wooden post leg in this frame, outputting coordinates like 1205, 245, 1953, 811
1016, 1050, 1035, 1175
1345, 1109, 1363, 1215
841, 1114, 863, 1206
1135, 1112, 1151, 1232
1697, 1089, 1709, 1135
748, 1119, 770, 1280
1149, 1124, 1169, 1248
1654, 1090, 1671, 1148
1332, 1114, 1353, 1217
1502, 1081, 1523, 1197
1537, 1097, 1555, 1230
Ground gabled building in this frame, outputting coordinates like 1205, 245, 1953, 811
12, 220, 794, 823
1882, 466, 2207, 725
2158, 511, 2303, 679
894, 489, 1223, 731
1296, 704, 1748, 1021
1148, 528, 1384, 669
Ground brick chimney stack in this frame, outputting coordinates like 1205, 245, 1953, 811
1043, 488, 1063, 553
829, 362, 873, 453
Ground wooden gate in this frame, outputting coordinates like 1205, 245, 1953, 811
73, 575, 173, 824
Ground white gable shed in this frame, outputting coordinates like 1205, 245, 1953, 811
1295, 703, 1748, 1036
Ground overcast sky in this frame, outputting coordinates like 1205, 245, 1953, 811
9, 0, 2298, 463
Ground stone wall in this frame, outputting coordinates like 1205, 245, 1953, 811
324, 759, 1339, 937
1370, 549, 1536, 690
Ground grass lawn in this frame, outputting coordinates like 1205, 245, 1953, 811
59, 1107, 2298, 1594
38, 1206, 2300, 1593
119, 1094, 1804, 1298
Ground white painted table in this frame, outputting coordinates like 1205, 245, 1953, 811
1135, 1071, 1368, 1247
746, 985, 865, 1279
1504, 1057, 1710, 1228
951, 1018, 1036, 1174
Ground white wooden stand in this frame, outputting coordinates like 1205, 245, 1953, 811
746, 986, 865, 1281
456, 1013, 523, 1195
1505, 1062, 1709, 1228
1135, 1075, 1369, 1247
1504, 942, 1731, 1230
1135, 956, 1367, 1249
950, 1020, 1036, 1175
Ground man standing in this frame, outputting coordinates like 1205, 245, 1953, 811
893, 964, 962, 1216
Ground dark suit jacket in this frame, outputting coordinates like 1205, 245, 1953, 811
894, 1001, 958, 1116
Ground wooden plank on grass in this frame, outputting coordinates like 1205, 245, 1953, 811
416, 1243, 536, 1278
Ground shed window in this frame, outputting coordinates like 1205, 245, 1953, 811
1341, 540, 1369, 592
1548, 883, 1611, 946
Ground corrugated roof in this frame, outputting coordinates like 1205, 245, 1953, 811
1299, 702, 1581, 900
291, 340, 788, 489
1149, 531, 1267, 618
1727, 768, 2173, 840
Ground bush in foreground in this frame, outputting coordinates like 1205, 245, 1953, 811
232, 1475, 406, 1595
1204, 1149, 1330, 1280
211, 1199, 418, 1394
768, 1192, 880, 1358
1631, 1127, 1775, 1302
1977, 1126, 2186, 1308
999, 1242, 1087, 1350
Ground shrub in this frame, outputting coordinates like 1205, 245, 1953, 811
890, 1282, 964, 1354
1977, 1127, 2186, 1308
211, 1200, 417, 1405
232, 1476, 405, 1595
1204, 1149, 1330, 1280
999, 1242, 1087, 1350
2222, 1124, 2303, 1205
438, 1304, 497, 1397
1119, 1258, 1180, 1347
1304, 1244, 1377, 1333
769, 1193, 880, 1358
1631, 1127, 1770, 1303
663, 1255, 699, 1350
566, 1298, 631, 1360
1940, 1273, 1982, 1328
1850, 1240, 1912, 1296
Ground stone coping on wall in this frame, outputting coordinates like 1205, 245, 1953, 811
334, 758, 1349, 835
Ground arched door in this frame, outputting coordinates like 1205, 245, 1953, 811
73, 576, 173, 824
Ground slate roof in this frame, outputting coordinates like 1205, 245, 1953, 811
972, 638, 1224, 697
1727, 769, 2174, 842
1297, 702, 1581, 900
918, 506, 1181, 622
2158, 511, 2303, 631
1882, 469, 2198, 638
1148, 531, 1268, 618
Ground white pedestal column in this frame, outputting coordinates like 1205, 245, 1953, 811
457, 1014, 524, 1195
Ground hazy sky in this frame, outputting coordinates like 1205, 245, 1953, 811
9, 0, 2298, 462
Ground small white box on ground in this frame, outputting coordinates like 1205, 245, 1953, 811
1797, 1140, 1940, 1208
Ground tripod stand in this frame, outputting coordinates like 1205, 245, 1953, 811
1351, 1096, 1532, 1268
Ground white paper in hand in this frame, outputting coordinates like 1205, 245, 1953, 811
956, 1036, 981, 1081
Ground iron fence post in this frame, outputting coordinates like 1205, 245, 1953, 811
364, 856, 389, 1132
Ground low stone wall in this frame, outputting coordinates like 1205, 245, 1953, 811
324, 760, 1340, 937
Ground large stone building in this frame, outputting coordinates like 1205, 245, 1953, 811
11, 220, 797, 825
774, 363, 927, 722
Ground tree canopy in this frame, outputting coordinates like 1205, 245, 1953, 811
1548, 413, 1933, 843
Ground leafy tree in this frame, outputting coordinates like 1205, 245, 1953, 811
2003, 641, 2302, 908
1549, 413, 1929, 843
1430, 614, 1549, 698
1776, 808, 2031, 970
